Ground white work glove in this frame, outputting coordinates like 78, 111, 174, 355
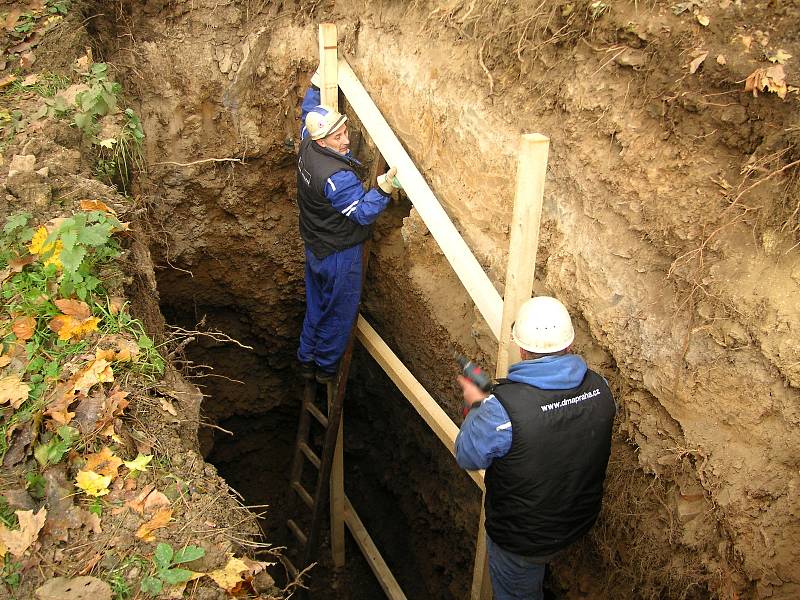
310, 66, 322, 88
377, 166, 401, 194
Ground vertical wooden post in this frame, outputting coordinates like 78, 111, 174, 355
318, 23, 338, 110
471, 133, 550, 600
319, 21, 346, 569
495, 133, 549, 378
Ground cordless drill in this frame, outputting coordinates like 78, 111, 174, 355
455, 353, 493, 416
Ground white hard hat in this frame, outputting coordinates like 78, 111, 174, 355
305, 105, 347, 140
511, 296, 575, 354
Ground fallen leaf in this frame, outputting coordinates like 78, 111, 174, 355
12, 316, 36, 340
125, 483, 155, 514
75, 470, 112, 497
48, 314, 100, 342
696, 14, 709, 26
69, 357, 114, 396
744, 64, 788, 99
716, 54, 726, 65
78, 553, 103, 575
123, 454, 152, 474
0, 507, 47, 556
44, 392, 77, 425
689, 51, 708, 74
135, 507, 172, 541
9, 254, 34, 272
55, 298, 92, 320
84, 447, 123, 479
35, 576, 112, 600
0, 74, 16, 88
22, 74, 39, 86
4, 8, 21, 31
0, 355, 10, 368
160, 398, 178, 416
768, 49, 792, 64
142, 490, 171, 514
20, 52, 36, 69
0, 374, 30, 408
79, 199, 117, 215
108, 297, 126, 314
207, 556, 250, 591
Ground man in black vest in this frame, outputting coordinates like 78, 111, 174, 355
456, 296, 616, 599
296, 86, 400, 383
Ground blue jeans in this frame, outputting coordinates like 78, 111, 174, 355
486, 534, 546, 600
297, 244, 362, 372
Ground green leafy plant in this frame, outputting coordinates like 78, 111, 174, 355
140, 543, 204, 596
73, 63, 122, 136
34, 425, 79, 467
25, 471, 46, 500
97, 108, 145, 193
1, 555, 21, 589
47, 0, 71, 15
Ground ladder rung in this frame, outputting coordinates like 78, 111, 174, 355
291, 480, 314, 508
299, 442, 321, 469
305, 402, 329, 427
287, 518, 307, 545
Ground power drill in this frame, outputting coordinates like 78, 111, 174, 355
455, 353, 493, 416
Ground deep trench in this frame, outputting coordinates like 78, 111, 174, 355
158, 284, 480, 599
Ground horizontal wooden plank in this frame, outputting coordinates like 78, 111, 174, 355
338, 59, 502, 339
344, 495, 407, 600
355, 315, 484, 491
305, 402, 329, 428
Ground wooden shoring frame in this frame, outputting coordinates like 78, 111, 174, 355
312, 22, 549, 600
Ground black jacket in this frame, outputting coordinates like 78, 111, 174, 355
296, 137, 372, 259
485, 371, 616, 557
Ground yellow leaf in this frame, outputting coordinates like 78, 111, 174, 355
28, 227, 48, 254
28, 227, 63, 269
70, 358, 114, 396
76, 470, 112, 497
0, 375, 30, 409
12, 316, 36, 341
696, 14, 709, 26
0, 508, 47, 556
84, 447, 123, 479
207, 556, 250, 591
135, 508, 172, 542
768, 49, 792, 64
123, 454, 152, 473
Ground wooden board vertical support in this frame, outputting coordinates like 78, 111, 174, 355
471, 133, 550, 600
318, 22, 345, 569
495, 134, 550, 378
318, 23, 338, 110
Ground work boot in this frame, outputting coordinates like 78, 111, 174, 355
315, 368, 337, 384
300, 361, 315, 381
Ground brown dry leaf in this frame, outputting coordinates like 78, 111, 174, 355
125, 483, 155, 514
159, 398, 178, 416
0, 507, 47, 556
44, 393, 77, 426
95, 348, 116, 362
744, 65, 788, 99
78, 552, 102, 576
83, 447, 123, 479
9, 254, 34, 272
142, 490, 170, 514
21, 73, 39, 86
12, 316, 36, 340
0, 267, 11, 284
135, 507, 172, 541
0, 355, 10, 368
689, 51, 708, 74
79, 199, 117, 215
4, 8, 21, 31
54, 298, 92, 320
101, 334, 140, 362
20, 52, 36, 69
0, 374, 31, 409
696, 14, 710, 26
0, 74, 16, 88
70, 357, 114, 396
108, 297, 126, 315
35, 576, 112, 600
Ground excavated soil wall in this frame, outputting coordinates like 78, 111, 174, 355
88, 1, 800, 598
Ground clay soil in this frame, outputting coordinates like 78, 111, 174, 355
2, 0, 799, 599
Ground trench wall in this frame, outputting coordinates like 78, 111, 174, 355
96, 0, 800, 597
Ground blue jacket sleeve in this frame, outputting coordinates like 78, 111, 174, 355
455, 396, 513, 470
300, 87, 321, 140
324, 170, 390, 226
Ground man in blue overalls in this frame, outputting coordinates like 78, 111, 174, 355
456, 296, 616, 599
296, 79, 400, 383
